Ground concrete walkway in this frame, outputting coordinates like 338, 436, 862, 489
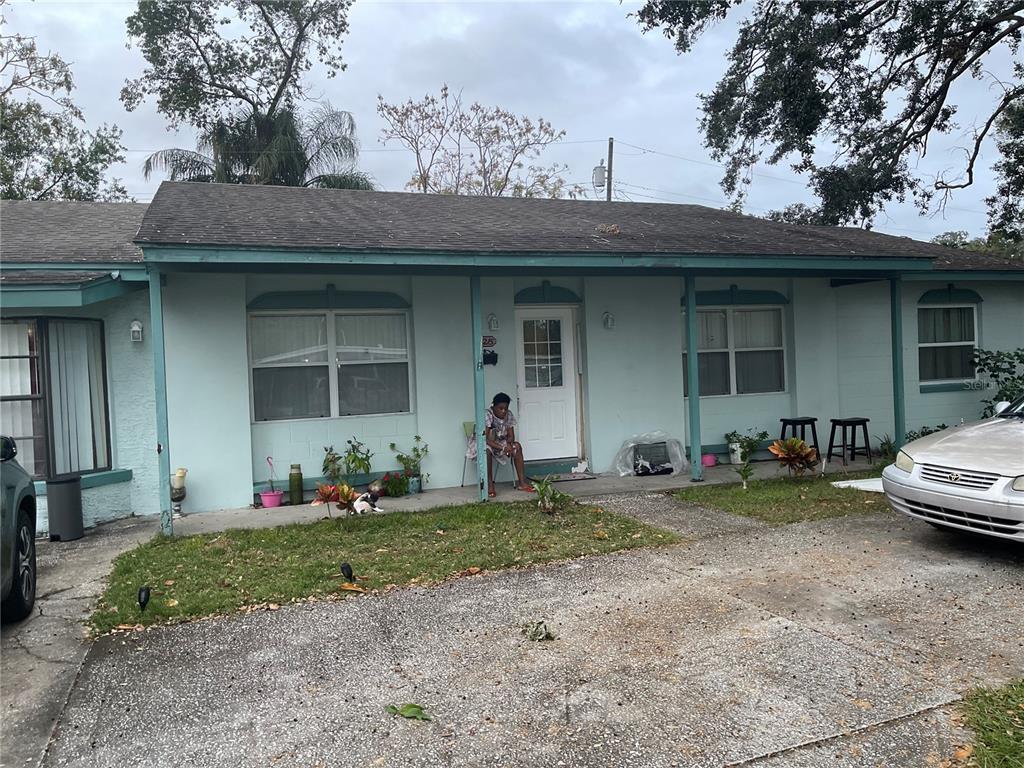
38, 497, 1024, 768
175, 458, 877, 536
0, 518, 157, 768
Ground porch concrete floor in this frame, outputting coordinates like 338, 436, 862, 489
39, 496, 1023, 768
174, 457, 879, 537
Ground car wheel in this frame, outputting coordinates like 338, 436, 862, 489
1, 508, 36, 622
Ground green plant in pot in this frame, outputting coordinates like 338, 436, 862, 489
389, 436, 429, 493
725, 429, 769, 465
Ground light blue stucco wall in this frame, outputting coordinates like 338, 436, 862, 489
3, 289, 159, 523
583, 276, 687, 473
164, 274, 254, 510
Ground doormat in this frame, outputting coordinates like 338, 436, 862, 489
528, 472, 598, 483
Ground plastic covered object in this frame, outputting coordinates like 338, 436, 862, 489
611, 431, 689, 477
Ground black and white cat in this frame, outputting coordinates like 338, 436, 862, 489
351, 491, 384, 515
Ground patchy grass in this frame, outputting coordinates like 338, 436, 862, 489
961, 680, 1024, 768
674, 470, 887, 526
92, 502, 679, 634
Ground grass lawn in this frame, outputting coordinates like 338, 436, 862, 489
961, 680, 1024, 768
92, 501, 679, 634
674, 470, 888, 526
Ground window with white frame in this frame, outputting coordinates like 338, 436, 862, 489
249, 312, 411, 421
917, 305, 977, 382
682, 307, 786, 396
0, 318, 111, 479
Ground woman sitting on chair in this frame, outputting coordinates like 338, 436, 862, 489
485, 392, 535, 497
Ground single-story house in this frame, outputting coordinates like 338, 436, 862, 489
2, 182, 1022, 535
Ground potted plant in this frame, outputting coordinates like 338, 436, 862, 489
381, 471, 409, 497
389, 436, 429, 493
323, 439, 374, 486
724, 429, 769, 465
259, 456, 284, 508
768, 438, 819, 477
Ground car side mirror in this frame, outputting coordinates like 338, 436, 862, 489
0, 436, 17, 462
994, 401, 1011, 415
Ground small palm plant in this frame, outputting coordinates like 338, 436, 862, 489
768, 438, 819, 477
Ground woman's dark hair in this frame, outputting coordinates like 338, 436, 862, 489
492, 392, 512, 406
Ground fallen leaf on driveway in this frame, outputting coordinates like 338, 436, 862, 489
385, 703, 431, 721
952, 744, 974, 761
852, 698, 874, 710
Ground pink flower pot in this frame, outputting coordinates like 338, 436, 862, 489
259, 490, 284, 508
701, 454, 718, 468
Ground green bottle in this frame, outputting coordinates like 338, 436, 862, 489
289, 464, 303, 505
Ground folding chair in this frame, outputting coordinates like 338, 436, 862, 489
461, 420, 512, 487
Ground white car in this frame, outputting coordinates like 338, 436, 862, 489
882, 398, 1024, 541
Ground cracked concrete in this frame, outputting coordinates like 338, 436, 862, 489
35, 497, 1023, 768
1, 518, 157, 768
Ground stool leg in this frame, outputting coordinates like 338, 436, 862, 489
827, 423, 838, 462
862, 423, 872, 462
849, 425, 857, 463
841, 425, 849, 466
799, 424, 806, 443
780, 423, 788, 441
810, 422, 820, 459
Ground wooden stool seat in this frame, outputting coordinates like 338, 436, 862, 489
826, 418, 872, 465
779, 417, 820, 458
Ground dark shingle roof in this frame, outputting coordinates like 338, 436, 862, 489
0, 270, 110, 285
137, 181, 987, 263
0, 201, 146, 263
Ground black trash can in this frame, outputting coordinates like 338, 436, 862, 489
47, 475, 83, 542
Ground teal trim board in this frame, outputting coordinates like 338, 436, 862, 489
684, 276, 703, 482
891, 278, 906, 450
470, 275, 488, 500
680, 284, 789, 306
34, 468, 133, 496
248, 283, 409, 310
918, 285, 983, 304
148, 267, 173, 536
1, 277, 145, 308
515, 280, 582, 304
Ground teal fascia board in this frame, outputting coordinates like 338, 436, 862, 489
248, 283, 408, 311
0, 262, 147, 274
1, 277, 145, 308
903, 271, 1024, 281
679, 284, 789, 306
140, 244, 933, 274
34, 468, 133, 496
514, 280, 582, 304
918, 284, 983, 304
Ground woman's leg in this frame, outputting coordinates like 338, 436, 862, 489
486, 451, 496, 497
511, 443, 533, 491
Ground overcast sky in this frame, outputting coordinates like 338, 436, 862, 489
8, 0, 1013, 241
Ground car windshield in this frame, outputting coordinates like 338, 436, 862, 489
996, 396, 1024, 417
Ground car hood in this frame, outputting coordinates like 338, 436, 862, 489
903, 417, 1024, 476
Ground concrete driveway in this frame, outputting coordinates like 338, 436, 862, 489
30, 497, 1024, 767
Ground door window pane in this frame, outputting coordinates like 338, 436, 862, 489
253, 366, 330, 420
919, 346, 975, 381
250, 315, 327, 365
335, 315, 407, 363
338, 362, 410, 416
736, 350, 785, 393
523, 319, 564, 389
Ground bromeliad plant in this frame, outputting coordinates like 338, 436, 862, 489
768, 438, 818, 477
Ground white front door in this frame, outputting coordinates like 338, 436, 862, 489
515, 307, 579, 460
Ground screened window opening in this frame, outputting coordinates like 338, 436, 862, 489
0, 318, 111, 479
683, 307, 786, 397
918, 306, 977, 382
249, 312, 411, 421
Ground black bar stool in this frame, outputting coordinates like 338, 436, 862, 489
826, 418, 872, 465
779, 417, 820, 458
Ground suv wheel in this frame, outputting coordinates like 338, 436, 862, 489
2, 509, 36, 622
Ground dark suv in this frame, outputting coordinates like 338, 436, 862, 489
1, 436, 37, 622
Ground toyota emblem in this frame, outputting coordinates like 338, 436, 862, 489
948, 472, 961, 483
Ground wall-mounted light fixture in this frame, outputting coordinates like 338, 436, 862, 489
602, 311, 615, 330
129, 320, 144, 343
486, 313, 500, 332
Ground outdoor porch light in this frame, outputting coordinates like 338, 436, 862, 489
129, 320, 144, 343
487, 313, 499, 331
602, 311, 615, 330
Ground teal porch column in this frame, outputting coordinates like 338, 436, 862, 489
685, 275, 703, 481
890, 277, 906, 449
470, 275, 489, 500
148, 267, 173, 535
